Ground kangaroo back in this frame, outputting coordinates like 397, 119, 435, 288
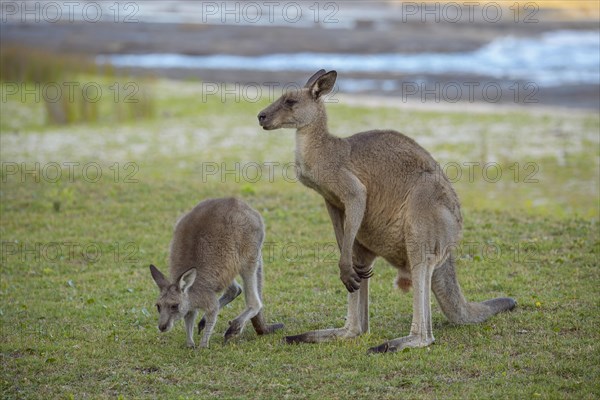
169, 197, 263, 291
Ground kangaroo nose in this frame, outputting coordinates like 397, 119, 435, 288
158, 324, 167, 332
258, 112, 266, 123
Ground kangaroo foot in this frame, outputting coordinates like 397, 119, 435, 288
367, 335, 434, 354
285, 327, 362, 344
223, 320, 244, 344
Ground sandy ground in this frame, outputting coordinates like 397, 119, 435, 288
3, 14, 596, 56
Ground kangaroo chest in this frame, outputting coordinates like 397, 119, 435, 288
294, 136, 317, 185
295, 155, 321, 193
295, 144, 343, 209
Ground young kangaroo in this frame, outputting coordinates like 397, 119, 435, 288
257, 70, 516, 353
149, 197, 283, 348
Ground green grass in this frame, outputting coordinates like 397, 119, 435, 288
1, 78, 599, 399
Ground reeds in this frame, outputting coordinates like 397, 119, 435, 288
0, 47, 156, 125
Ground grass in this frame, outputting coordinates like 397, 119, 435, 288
0, 76, 599, 399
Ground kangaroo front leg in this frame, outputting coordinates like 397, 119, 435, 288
325, 201, 374, 280
325, 174, 368, 293
199, 308, 218, 348
339, 184, 367, 291
184, 309, 199, 348
198, 296, 219, 348
285, 277, 369, 344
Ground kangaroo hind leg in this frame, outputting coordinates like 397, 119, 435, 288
285, 242, 375, 344
368, 243, 438, 354
223, 261, 262, 343
250, 253, 284, 335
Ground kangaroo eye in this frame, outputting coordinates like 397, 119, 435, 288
156, 304, 161, 312
285, 99, 297, 107
170, 304, 179, 312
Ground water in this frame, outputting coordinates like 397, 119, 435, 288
5, 0, 395, 29
97, 30, 600, 89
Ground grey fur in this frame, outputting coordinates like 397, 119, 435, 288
257, 70, 516, 353
150, 197, 283, 348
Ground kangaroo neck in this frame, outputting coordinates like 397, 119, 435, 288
294, 116, 338, 171
295, 116, 333, 144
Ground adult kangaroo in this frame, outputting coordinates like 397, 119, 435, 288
257, 70, 516, 353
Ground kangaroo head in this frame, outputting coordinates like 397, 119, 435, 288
258, 69, 337, 130
149, 264, 196, 333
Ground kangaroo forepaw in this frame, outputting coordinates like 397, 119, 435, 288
339, 263, 361, 292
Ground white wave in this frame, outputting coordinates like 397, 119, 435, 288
97, 30, 600, 88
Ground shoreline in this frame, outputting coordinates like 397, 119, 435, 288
2, 19, 598, 56
1, 18, 598, 110
338, 93, 599, 116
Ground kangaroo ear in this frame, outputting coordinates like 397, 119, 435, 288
149, 264, 169, 290
309, 70, 337, 99
178, 268, 197, 293
304, 69, 327, 88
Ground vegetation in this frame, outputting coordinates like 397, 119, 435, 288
0, 48, 155, 126
1, 75, 598, 399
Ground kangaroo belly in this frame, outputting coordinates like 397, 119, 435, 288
356, 211, 410, 269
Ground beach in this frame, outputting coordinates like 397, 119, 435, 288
1, 1, 599, 109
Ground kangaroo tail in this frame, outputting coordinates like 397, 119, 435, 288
431, 257, 516, 324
